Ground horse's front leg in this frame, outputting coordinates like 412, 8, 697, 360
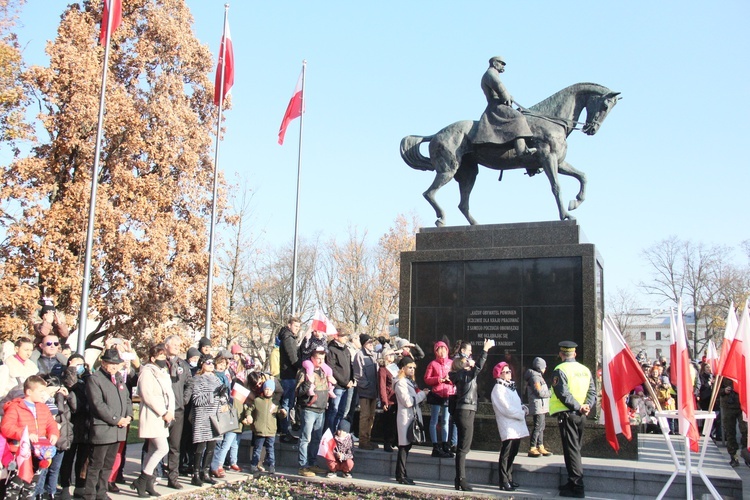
540, 153, 572, 220
455, 161, 479, 225
558, 160, 587, 211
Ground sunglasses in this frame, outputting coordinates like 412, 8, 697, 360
45, 341, 60, 347
203, 360, 214, 365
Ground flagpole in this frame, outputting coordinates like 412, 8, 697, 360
205, 3, 230, 340
289, 60, 306, 318
76, 0, 117, 355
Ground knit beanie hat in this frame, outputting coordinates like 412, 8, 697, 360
262, 378, 275, 392
337, 419, 351, 433
359, 334, 372, 347
493, 362, 509, 379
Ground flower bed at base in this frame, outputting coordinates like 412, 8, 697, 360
176, 474, 487, 500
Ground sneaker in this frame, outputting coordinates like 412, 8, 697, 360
249, 465, 259, 473
281, 434, 299, 443
351, 434, 359, 443
266, 465, 275, 474
309, 465, 327, 474
730, 456, 740, 467
342, 472, 352, 478
299, 467, 315, 477
326, 471, 336, 478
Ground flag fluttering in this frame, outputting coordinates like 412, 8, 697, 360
673, 300, 700, 452
99, 0, 122, 46
722, 300, 750, 425
717, 301, 739, 377
213, 16, 234, 106
600, 316, 647, 452
311, 309, 338, 336
705, 339, 719, 375
16, 426, 33, 483
278, 70, 303, 145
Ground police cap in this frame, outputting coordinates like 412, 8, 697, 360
558, 341, 577, 352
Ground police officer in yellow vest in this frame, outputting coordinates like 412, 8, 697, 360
549, 341, 596, 499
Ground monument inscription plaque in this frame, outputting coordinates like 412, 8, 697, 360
465, 308, 521, 352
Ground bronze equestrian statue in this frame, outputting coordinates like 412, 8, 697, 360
401, 57, 620, 226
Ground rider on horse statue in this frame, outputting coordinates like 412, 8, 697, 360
472, 56, 537, 159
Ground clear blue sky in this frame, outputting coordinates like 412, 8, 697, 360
14, 1, 750, 308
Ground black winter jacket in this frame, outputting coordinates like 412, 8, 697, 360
449, 351, 487, 412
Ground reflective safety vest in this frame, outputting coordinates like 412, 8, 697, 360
549, 360, 592, 415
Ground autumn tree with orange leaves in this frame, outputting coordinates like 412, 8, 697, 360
0, 0, 230, 349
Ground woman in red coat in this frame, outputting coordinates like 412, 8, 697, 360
423, 341, 455, 458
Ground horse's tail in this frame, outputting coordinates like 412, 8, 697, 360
400, 134, 434, 171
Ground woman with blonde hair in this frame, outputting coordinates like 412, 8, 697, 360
394, 356, 429, 485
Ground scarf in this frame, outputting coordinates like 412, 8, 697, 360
497, 378, 516, 392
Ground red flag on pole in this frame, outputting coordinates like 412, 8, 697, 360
705, 339, 719, 375
717, 301, 739, 377
600, 316, 647, 452
673, 300, 700, 452
213, 15, 234, 106
722, 300, 750, 427
278, 70, 303, 145
99, 0, 122, 46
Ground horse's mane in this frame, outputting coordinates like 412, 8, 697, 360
529, 83, 612, 114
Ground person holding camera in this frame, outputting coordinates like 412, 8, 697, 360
130, 344, 175, 497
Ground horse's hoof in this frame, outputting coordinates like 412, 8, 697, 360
568, 200, 580, 211
435, 219, 444, 227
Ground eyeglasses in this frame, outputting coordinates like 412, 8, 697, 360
203, 360, 214, 365
501, 370, 512, 374
45, 341, 60, 347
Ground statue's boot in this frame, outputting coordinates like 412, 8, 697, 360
514, 138, 537, 157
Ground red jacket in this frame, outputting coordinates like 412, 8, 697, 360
378, 365, 396, 406
1, 398, 59, 444
424, 357, 456, 399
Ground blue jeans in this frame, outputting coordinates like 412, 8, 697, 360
325, 386, 352, 433
251, 435, 275, 468
280, 378, 297, 435
35, 450, 65, 495
298, 409, 325, 468
429, 404, 450, 443
211, 431, 239, 470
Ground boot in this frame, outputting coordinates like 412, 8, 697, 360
145, 473, 159, 496
442, 442, 455, 458
454, 477, 473, 491
528, 446, 542, 457
130, 472, 150, 498
60, 487, 72, 500
431, 443, 449, 458
201, 468, 217, 485
538, 444, 553, 456
191, 470, 203, 487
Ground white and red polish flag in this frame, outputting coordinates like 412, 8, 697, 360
99, 0, 122, 46
600, 315, 647, 452
705, 339, 719, 375
213, 16, 234, 106
278, 70, 303, 145
722, 300, 750, 424
717, 301, 738, 376
673, 300, 700, 452
311, 309, 337, 336
230, 382, 251, 404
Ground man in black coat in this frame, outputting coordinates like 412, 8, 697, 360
164, 335, 192, 489
278, 316, 301, 443
83, 349, 133, 500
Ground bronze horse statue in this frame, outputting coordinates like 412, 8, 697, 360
400, 83, 620, 226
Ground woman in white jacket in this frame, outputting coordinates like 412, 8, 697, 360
394, 356, 429, 485
491, 361, 529, 492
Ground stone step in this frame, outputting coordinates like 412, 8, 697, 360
238, 433, 743, 499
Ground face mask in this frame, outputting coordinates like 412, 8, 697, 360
189, 361, 198, 368
154, 359, 168, 369
76, 365, 85, 376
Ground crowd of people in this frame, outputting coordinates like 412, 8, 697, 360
628, 352, 745, 468
0, 304, 613, 499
